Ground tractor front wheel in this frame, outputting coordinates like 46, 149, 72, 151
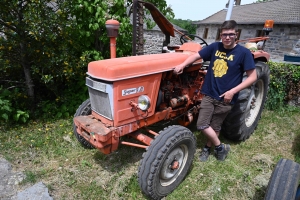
138, 125, 196, 199
222, 61, 270, 141
73, 99, 94, 149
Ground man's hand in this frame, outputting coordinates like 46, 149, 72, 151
173, 53, 201, 75
173, 64, 185, 74
220, 90, 235, 104
219, 69, 257, 104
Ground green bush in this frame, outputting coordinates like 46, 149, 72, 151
36, 78, 88, 119
1, 60, 299, 123
0, 87, 29, 123
0, 98, 11, 121
266, 61, 300, 110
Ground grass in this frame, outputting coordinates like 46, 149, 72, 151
1, 108, 300, 199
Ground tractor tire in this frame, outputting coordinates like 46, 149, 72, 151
73, 99, 94, 149
222, 61, 270, 141
264, 158, 300, 200
138, 125, 196, 200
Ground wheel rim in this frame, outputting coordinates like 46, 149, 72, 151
159, 144, 188, 186
245, 79, 264, 127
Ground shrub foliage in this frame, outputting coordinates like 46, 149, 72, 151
1, 1, 299, 123
0, 0, 173, 123
265, 61, 300, 110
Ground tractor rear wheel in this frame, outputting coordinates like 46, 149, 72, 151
222, 61, 270, 141
264, 158, 300, 200
138, 125, 196, 199
73, 99, 94, 149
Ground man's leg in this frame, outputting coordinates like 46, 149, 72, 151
209, 102, 233, 161
202, 129, 220, 147
202, 128, 231, 161
197, 96, 214, 162
198, 97, 233, 161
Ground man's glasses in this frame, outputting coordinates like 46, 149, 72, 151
221, 33, 236, 39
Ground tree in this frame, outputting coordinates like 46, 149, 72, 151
0, 0, 172, 118
170, 19, 196, 34
70, 0, 173, 59
0, 0, 82, 111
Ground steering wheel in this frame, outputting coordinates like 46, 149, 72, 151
180, 34, 208, 47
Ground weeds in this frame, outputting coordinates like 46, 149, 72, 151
0, 109, 300, 199
23, 171, 37, 184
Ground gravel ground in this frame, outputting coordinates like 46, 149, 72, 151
0, 157, 52, 200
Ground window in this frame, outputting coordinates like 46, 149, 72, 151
216, 28, 221, 41
256, 30, 265, 37
237, 29, 242, 40
203, 28, 209, 39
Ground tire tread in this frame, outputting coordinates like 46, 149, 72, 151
138, 125, 196, 199
265, 158, 300, 200
73, 99, 94, 149
222, 61, 270, 141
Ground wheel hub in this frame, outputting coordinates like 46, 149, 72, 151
170, 160, 180, 170
160, 145, 188, 186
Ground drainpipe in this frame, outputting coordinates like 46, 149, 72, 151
105, 19, 120, 58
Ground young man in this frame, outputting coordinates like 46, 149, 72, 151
173, 20, 257, 161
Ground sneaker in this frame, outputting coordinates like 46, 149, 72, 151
215, 144, 230, 161
199, 148, 210, 162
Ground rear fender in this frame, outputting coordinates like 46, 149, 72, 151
252, 51, 270, 62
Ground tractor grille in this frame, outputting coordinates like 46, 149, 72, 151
86, 77, 113, 120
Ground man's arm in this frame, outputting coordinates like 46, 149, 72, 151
173, 52, 201, 74
220, 69, 257, 103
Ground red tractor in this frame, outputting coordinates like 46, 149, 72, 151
73, 1, 272, 199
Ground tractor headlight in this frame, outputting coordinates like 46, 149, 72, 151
138, 95, 151, 111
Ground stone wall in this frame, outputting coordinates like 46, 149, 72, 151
142, 24, 300, 61
142, 26, 300, 107
196, 24, 300, 61
143, 29, 183, 54
265, 25, 300, 59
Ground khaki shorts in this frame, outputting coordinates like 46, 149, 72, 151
196, 95, 233, 132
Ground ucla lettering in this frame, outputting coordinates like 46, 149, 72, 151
215, 50, 234, 61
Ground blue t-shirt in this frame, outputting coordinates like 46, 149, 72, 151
199, 42, 255, 104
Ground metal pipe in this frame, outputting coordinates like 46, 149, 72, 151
145, 128, 159, 136
128, 132, 153, 146
120, 141, 147, 149
109, 37, 117, 58
105, 19, 120, 58
225, 0, 235, 20
132, 0, 137, 55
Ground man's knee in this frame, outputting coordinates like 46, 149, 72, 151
197, 125, 209, 130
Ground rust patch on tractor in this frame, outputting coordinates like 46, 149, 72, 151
171, 160, 180, 170
74, 115, 111, 141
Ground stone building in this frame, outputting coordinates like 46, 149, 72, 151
193, 0, 300, 61
130, 0, 188, 55
143, 24, 187, 55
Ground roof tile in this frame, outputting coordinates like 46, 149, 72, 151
194, 0, 300, 25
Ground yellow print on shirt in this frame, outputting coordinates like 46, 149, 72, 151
215, 50, 234, 61
213, 59, 228, 77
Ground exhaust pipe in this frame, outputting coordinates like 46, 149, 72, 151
105, 19, 120, 58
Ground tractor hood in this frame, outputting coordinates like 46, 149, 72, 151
88, 42, 202, 81
87, 53, 189, 81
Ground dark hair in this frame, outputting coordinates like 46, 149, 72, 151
221, 20, 238, 32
